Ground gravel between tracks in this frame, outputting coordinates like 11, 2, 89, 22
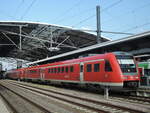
1, 80, 150, 113
0, 96, 10, 113
0, 85, 45, 113
0, 81, 99, 113
10, 80, 150, 111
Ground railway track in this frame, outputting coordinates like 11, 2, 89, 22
128, 96, 150, 103
0, 81, 108, 113
0, 90, 18, 113
0, 83, 51, 113
8, 80, 150, 105
111, 95, 150, 105
2, 80, 149, 113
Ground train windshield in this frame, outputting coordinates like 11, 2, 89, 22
116, 55, 137, 75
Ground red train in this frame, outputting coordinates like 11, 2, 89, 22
6, 52, 140, 89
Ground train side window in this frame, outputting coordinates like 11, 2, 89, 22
52, 68, 54, 73
58, 67, 60, 73
48, 69, 51, 73
94, 63, 100, 72
54, 68, 57, 73
105, 60, 112, 72
61, 67, 64, 73
65, 67, 68, 73
87, 64, 92, 72
70, 66, 74, 72
29, 70, 37, 74
55, 68, 58, 73
53, 68, 55, 73
56, 68, 58, 73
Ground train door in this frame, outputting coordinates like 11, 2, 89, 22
80, 62, 84, 82
40, 68, 45, 80
84, 60, 105, 82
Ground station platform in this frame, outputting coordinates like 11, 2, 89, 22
129, 85, 150, 97
0, 97, 10, 113
139, 85, 150, 90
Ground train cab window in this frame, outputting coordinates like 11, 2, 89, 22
70, 66, 74, 72
87, 64, 92, 72
94, 63, 100, 72
105, 60, 112, 72
58, 67, 60, 73
65, 67, 68, 73
61, 67, 64, 73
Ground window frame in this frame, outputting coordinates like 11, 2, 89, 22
58, 67, 60, 73
94, 63, 100, 72
105, 60, 112, 72
70, 66, 74, 72
61, 67, 64, 73
48, 68, 51, 73
65, 66, 68, 73
86, 64, 92, 72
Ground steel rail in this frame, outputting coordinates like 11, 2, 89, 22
0, 85, 19, 113
8, 81, 145, 113
0, 83, 51, 113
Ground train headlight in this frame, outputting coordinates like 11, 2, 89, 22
135, 76, 139, 79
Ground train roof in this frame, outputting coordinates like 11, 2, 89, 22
138, 62, 150, 69
25, 53, 116, 70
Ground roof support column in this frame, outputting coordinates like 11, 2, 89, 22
96, 5, 101, 43
19, 26, 22, 51
50, 26, 53, 49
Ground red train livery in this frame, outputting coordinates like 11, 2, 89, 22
6, 52, 140, 89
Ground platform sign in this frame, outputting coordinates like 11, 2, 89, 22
17, 60, 22, 69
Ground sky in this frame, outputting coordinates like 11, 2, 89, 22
0, 0, 150, 40
0, 0, 150, 70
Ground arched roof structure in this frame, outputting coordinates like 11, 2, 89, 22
0, 21, 110, 62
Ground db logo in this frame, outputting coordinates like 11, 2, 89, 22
105, 74, 108, 78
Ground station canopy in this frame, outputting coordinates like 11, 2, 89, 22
0, 21, 110, 62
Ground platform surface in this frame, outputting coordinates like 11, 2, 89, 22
0, 97, 10, 113
139, 85, 150, 90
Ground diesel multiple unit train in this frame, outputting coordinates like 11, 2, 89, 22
6, 52, 140, 89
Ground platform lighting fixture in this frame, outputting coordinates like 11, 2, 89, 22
48, 47, 60, 52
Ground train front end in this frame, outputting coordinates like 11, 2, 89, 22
115, 53, 140, 88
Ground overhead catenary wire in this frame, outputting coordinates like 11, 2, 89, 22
72, 14, 96, 27
72, 0, 123, 27
105, 21, 150, 39
123, 22, 150, 32
20, 0, 37, 20
101, 0, 123, 12
103, 1, 150, 24
14, 0, 25, 18
53, 0, 82, 23
55, 7, 96, 24
106, 1, 150, 38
